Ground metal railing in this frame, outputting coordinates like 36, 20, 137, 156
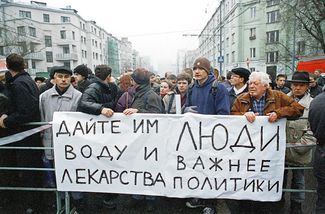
0, 120, 317, 213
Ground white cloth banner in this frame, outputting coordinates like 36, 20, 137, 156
53, 112, 286, 201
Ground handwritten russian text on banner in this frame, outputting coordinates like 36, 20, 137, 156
53, 112, 286, 201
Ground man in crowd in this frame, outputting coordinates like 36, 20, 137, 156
163, 72, 192, 114
309, 73, 323, 98
73, 64, 91, 93
185, 57, 230, 115
228, 67, 250, 107
308, 87, 325, 214
314, 69, 325, 87
77, 64, 118, 208
284, 72, 316, 214
274, 74, 291, 94
123, 68, 163, 212
184, 57, 230, 214
39, 69, 55, 94
39, 66, 83, 209
78, 64, 117, 117
0, 53, 43, 213
231, 71, 304, 214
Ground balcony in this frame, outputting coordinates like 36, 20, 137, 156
249, 35, 256, 40
56, 53, 78, 61
26, 68, 45, 77
24, 52, 45, 61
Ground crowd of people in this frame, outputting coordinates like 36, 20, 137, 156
0, 53, 324, 214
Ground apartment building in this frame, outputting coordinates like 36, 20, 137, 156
185, 0, 322, 78
0, 0, 134, 77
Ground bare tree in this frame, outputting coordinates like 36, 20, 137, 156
281, 0, 325, 54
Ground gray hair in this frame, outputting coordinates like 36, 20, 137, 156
249, 72, 270, 86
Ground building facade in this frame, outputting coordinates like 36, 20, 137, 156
0, 0, 138, 77
181, 0, 323, 78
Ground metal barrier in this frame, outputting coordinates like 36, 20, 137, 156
0, 120, 317, 213
0, 122, 73, 214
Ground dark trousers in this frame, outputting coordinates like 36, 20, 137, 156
314, 144, 325, 214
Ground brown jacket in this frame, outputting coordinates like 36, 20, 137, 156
231, 88, 304, 119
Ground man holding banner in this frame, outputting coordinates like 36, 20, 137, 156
123, 67, 164, 212
231, 71, 304, 213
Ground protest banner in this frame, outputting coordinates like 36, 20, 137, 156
53, 112, 286, 201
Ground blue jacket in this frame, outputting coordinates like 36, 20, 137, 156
186, 73, 230, 115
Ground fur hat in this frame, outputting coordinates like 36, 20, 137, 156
231, 67, 251, 83
74, 64, 89, 78
131, 68, 150, 85
193, 57, 211, 73
288, 71, 310, 83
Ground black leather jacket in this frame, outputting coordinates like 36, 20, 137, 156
77, 77, 117, 115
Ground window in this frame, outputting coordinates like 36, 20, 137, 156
250, 7, 256, 19
266, 30, 279, 43
231, 51, 235, 62
0, 46, 4, 55
83, 24, 85, 30
18, 41, 27, 52
61, 16, 70, 23
266, 0, 280, 7
31, 61, 36, 69
72, 31, 75, 40
96, 53, 98, 60
95, 41, 97, 47
250, 67, 256, 72
297, 41, 305, 55
19, 10, 31, 18
226, 37, 229, 47
30, 43, 35, 52
226, 53, 229, 63
60, 30, 66, 39
29, 27, 36, 37
92, 39, 94, 46
17, 26, 26, 36
250, 48, 256, 58
266, 51, 278, 63
0, 28, 2, 37
46, 51, 53, 62
267, 10, 280, 23
63, 61, 70, 69
45, 36, 52, 47
84, 37, 86, 44
84, 50, 87, 58
250, 28, 256, 39
63, 46, 70, 54
231, 33, 235, 44
43, 14, 50, 22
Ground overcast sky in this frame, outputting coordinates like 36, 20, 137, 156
20, 0, 217, 73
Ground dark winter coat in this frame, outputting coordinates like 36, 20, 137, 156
77, 77, 118, 115
131, 84, 163, 113
76, 79, 91, 93
3, 71, 40, 129
228, 84, 249, 108
309, 85, 323, 98
39, 78, 54, 94
309, 91, 325, 145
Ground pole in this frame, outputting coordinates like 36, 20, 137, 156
219, 5, 223, 75
291, 8, 296, 73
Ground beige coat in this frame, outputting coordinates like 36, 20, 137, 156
285, 92, 316, 166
